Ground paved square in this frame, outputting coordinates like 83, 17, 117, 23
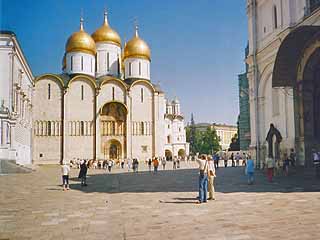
1, 162, 320, 240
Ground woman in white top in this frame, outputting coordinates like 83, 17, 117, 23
61, 162, 70, 191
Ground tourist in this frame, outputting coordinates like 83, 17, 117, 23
223, 153, 228, 168
231, 153, 235, 167
235, 152, 241, 167
61, 161, 70, 191
313, 149, 320, 178
153, 157, 159, 173
266, 157, 275, 182
161, 157, 166, 170
242, 153, 247, 166
246, 156, 254, 184
177, 157, 180, 168
196, 155, 208, 204
78, 160, 88, 186
107, 160, 113, 172
127, 158, 132, 171
121, 159, 125, 169
173, 157, 177, 170
289, 149, 296, 167
148, 158, 152, 172
283, 153, 290, 176
207, 156, 216, 200
213, 153, 219, 169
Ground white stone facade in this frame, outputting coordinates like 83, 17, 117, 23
0, 31, 34, 165
246, 0, 320, 167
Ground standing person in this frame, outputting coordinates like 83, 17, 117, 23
153, 157, 159, 173
242, 153, 247, 166
121, 159, 125, 169
177, 157, 180, 168
132, 159, 136, 172
107, 160, 113, 172
161, 157, 166, 170
195, 155, 208, 204
173, 157, 177, 170
313, 149, 320, 178
246, 156, 254, 185
61, 161, 70, 191
207, 157, 216, 200
289, 148, 296, 167
266, 157, 275, 182
223, 153, 228, 168
215, 153, 219, 169
283, 153, 290, 176
235, 152, 241, 167
127, 158, 132, 172
135, 158, 139, 172
148, 158, 152, 172
78, 160, 88, 186
231, 153, 235, 167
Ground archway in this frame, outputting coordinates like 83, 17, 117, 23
178, 149, 186, 160
165, 150, 173, 161
100, 102, 127, 161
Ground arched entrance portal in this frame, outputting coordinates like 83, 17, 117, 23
178, 149, 186, 159
165, 150, 173, 161
100, 102, 127, 162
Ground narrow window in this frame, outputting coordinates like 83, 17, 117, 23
273, 5, 278, 29
167, 135, 171, 144
141, 88, 144, 103
140, 122, 144, 135
81, 56, 84, 70
139, 61, 141, 76
71, 56, 74, 71
81, 85, 84, 100
80, 121, 84, 136
48, 121, 51, 136
107, 52, 110, 71
48, 83, 51, 100
112, 87, 115, 100
91, 58, 93, 73
95, 53, 98, 72
129, 62, 132, 75
117, 55, 120, 74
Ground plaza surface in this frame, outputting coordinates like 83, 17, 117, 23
1, 162, 320, 240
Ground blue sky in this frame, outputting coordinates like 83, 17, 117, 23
1, 0, 247, 125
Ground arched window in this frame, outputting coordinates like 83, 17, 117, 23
48, 121, 51, 136
129, 62, 132, 75
112, 87, 115, 100
81, 56, 84, 70
112, 121, 115, 135
48, 83, 51, 100
81, 85, 84, 100
80, 121, 84, 136
71, 56, 74, 71
273, 5, 278, 29
139, 61, 141, 76
91, 58, 93, 73
141, 88, 144, 103
167, 135, 171, 144
117, 55, 120, 74
107, 52, 110, 71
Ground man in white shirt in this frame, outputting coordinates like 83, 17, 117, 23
195, 155, 209, 204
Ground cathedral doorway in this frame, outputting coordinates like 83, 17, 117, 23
178, 149, 186, 159
100, 102, 127, 162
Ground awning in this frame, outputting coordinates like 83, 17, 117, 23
272, 26, 320, 87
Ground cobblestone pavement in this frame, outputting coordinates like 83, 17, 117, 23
1, 161, 320, 240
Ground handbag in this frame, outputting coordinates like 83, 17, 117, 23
200, 161, 208, 176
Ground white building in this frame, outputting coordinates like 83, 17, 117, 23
32, 12, 189, 164
246, 0, 320, 167
0, 31, 34, 165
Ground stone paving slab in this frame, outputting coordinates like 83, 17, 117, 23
1, 162, 320, 239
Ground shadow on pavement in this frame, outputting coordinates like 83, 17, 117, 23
65, 166, 320, 194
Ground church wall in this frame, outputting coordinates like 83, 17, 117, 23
64, 78, 95, 160
98, 81, 126, 107
155, 94, 166, 158
124, 58, 150, 80
33, 78, 62, 163
96, 43, 121, 77
65, 52, 95, 77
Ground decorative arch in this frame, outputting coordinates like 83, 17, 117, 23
99, 100, 128, 115
129, 79, 155, 92
67, 74, 97, 90
35, 74, 64, 89
100, 76, 128, 92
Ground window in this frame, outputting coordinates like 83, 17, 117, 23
80, 121, 84, 136
168, 124, 170, 129
81, 56, 84, 70
142, 145, 148, 153
140, 122, 144, 135
167, 135, 171, 144
107, 52, 110, 71
139, 61, 141, 76
112, 87, 115, 100
179, 127, 181, 132
48, 121, 51, 136
71, 56, 74, 71
91, 58, 93, 72
273, 5, 278, 29
48, 83, 51, 100
141, 88, 144, 103
117, 55, 120, 74
129, 62, 132, 75
81, 85, 84, 100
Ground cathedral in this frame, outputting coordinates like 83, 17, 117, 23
31, 12, 189, 164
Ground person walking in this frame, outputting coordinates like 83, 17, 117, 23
289, 148, 296, 167
231, 153, 235, 167
148, 158, 152, 172
78, 160, 88, 186
283, 153, 290, 176
153, 158, 159, 173
196, 155, 208, 204
246, 156, 254, 185
207, 157, 216, 200
173, 157, 177, 170
242, 153, 247, 166
61, 161, 70, 191
235, 152, 241, 167
161, 157, 166, 170
266, 157, 275, 182
313, 149, 320, 178
127, 158, 132, 171
223, 153, 228, 168
121, 159, 125, 169
107, 160, 113, 172
177, 158, 180, 168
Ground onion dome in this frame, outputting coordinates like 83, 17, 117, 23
92, 11, 121, 46
124, 25, 151, 61
65, 17, 96, 55
172, 97, 180, 104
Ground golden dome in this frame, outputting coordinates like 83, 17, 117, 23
92, 11, 121, 46
65, 18, 96, 55
124, 26, 151, 61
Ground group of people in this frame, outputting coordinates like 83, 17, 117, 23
212, 152, 247, 168
61, 159, 88, 191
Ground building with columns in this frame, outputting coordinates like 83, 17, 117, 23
0, 31, 34, 165
32, 12, 189, 164
246, 0, 320, 167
